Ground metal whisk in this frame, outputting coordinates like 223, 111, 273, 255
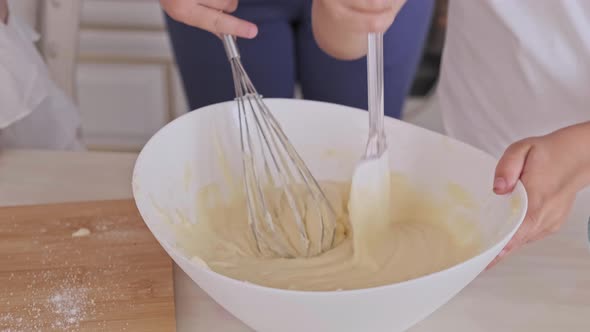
221, 35, 337, 258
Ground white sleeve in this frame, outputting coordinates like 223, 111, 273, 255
0, 15, 49, 129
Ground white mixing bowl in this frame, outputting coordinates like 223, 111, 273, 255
133, 99, 527, 332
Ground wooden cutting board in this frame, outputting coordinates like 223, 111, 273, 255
0, 200, 176, 331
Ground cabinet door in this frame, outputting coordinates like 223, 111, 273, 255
81, 0, 165, 30
77, 0, 185, 151
77, 62, 170, 150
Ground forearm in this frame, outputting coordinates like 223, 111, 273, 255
311, 1, 367, 60
552, 121, 590, 189
0, 0, 8, 24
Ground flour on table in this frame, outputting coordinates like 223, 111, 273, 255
72, 228, 91, 237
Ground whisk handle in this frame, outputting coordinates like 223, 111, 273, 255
222, 34, 241, 60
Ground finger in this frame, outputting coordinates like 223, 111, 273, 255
348, 0, 394, 14
503, 213, 537, 252
207, 9, 257, 38
526, 229, 551, 244
493, 140, 533, 194
506, 224, 530, 249
519, 196, 552, 244
349, 0, 406, 14
486, 208, 552, 271
485, 248, 509, 270
199, 0, 238, 13
501, 238, 521, 257
485, 255, 501, 270
168, 2, 257, 38
525, 214, 561, 243
337, 4, 397, 33
522, 215, 546, 244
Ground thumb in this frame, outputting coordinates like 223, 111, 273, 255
493, 140, 533, 194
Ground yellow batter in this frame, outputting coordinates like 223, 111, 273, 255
171, 173, 483, 291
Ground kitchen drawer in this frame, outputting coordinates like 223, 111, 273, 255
81, 0, 165, 30
77, 62, 171, 150
79, 28, 172, 61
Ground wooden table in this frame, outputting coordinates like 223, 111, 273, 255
2, 149, 589, 331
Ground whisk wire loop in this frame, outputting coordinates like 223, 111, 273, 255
222, 35, 337, 258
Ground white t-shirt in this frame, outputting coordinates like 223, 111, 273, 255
0, 10, 82, 150
435, 0, 590, 158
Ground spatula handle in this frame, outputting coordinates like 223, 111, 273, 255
367, 32, 386, 155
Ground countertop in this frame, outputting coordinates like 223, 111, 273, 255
2, 149, 589, 331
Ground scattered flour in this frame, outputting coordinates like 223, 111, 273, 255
72, 228, 91, 237
0, 269, 96, 332
48, 287, 90, 330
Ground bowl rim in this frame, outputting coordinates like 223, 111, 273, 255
133, 98, 529, 296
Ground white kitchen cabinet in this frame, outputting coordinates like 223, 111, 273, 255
76, 0, 186, 151
81, 0, 165, 29
77, 63, 169, 150
78, 29, 172, 61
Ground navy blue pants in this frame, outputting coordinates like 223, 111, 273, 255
165, 0, 434, 118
